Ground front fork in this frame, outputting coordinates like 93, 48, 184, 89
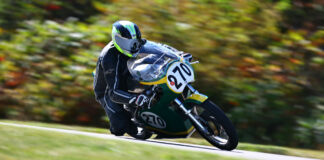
174, 84, 210, 135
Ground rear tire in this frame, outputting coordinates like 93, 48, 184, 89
192, 100, 238, 150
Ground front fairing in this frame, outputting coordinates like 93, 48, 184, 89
127, 41, 180, 82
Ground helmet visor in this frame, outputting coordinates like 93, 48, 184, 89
115, 34, 142, 54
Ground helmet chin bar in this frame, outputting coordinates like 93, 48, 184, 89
115, 34, 142, 57
131, 40, 141, 51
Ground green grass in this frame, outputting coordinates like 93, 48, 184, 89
0, 121, 242, 160
1, 120, 323, 159
0, 120, 109, 134
165, 138, 324, 160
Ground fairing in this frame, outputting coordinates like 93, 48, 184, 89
127, 41, 180, 82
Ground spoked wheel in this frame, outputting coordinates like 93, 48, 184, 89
192, 100, 238, 150
129, 127, 153, 140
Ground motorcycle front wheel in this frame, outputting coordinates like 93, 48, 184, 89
191, 100, 238, 150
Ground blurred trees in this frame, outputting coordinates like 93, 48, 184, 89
0, 0, 102, 30
0, 0, 323, 149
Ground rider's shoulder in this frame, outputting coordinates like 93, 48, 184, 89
99, 41, 118, 57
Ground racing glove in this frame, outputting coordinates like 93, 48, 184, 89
183, 53, 193, 62
129, 94, 149, 107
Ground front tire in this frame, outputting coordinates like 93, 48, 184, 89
191, 100, 238, 150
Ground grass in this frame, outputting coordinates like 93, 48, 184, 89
0, 122, 242, 160
0, 120, 109, 134
1, 120, 323, 159
165, 138, 324, 160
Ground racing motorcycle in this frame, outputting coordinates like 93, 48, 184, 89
124, 41, 238, 151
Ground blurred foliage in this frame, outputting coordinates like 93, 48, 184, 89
0, 0, 323, 149
0, 0, 102, 30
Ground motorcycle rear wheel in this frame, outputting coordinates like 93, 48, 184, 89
192, 100, 238, 150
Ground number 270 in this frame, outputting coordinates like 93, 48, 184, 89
167, 63, 192, 89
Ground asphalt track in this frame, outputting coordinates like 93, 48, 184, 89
0, 122, 319, 160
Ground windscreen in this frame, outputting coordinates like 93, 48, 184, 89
127, 41, 180, 82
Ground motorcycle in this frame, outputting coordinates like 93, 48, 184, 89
124, 41, 238, 151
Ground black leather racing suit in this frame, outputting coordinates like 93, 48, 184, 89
93, 41, 137, 136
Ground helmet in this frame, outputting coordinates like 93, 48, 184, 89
112, 20, 144, 58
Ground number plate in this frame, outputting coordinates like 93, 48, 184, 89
141, 112, 166, 129
166, 62, 194, 93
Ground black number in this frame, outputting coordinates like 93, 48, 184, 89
168, 63, 192, 90
142, 114, 152, 124
168, 75, 182, 89
171, 64, 192, 83
142, 113, 165, 128
180, 63, 191, 76
173, 66, 186, 81
149, 115, 156, 124
157, 117, 165, 127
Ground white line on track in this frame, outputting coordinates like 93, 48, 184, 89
0, 122, 318, 160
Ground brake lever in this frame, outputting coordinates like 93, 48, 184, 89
145, 85, 158, 109
147, 92, 156, 109
190, 61, 199, 65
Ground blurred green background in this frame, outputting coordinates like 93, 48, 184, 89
0, 0, 323, 150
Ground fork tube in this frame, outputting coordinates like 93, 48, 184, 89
174, 98, 208, 134
187, 84, 198, 93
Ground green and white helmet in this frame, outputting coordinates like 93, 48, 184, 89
111, 20, 144, 58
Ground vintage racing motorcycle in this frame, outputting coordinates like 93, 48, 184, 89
124, 41, 238, 151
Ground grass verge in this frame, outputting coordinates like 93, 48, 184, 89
1, 120, 323, 159
0, 122, 242, 160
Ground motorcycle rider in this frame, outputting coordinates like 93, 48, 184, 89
93, 20, 191, 136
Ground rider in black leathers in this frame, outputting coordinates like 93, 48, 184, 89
93, 20, 191, 136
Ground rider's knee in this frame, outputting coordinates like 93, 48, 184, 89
110, 125, 127, 136
110, 130, 125, 136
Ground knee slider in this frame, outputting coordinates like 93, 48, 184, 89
110, 125, 127, 136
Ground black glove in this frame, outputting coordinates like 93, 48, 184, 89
183, 53, 193, 62
129, 94, 149, 107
